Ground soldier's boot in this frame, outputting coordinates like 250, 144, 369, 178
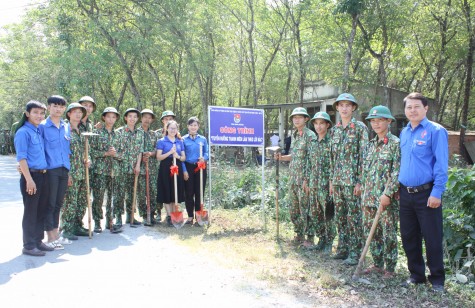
332, 250, 348, 260
322, 241, 333, 254
114, 214, 122, 228
125, 213, 142, 225
313, 237, 326, 251
142, 215, 153, 227
94, 220, 102, 233
155, 210, 162, 224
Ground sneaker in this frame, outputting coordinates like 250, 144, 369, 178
47, 240, 64, 250
57, 237, 72, 245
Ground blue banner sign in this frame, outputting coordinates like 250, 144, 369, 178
208, 106, 264, 147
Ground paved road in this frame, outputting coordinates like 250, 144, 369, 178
0, 155, 309, 308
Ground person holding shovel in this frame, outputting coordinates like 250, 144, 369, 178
306, 112, 335, 252
330, 93, 368, 265
275, 107, 315, 245
61, 103, 91, 241
137, 109, 160, 225
78, 96, 96, 133
156, 120, 186, 226
183, 117, 209, 225
360, 106, 400, 278
115, 108, 144, 227
90, 107, 122, 232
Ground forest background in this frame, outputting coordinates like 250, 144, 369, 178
1, 0, 475, 160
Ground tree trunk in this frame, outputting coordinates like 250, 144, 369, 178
342, 14, 358, 92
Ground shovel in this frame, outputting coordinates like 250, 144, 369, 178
266, 146, 281, 239
195, 143, 208, 226
144, 159, 152, 226
130, 173, 140, 228
170, 156, 184, 229
82, 132, 99, 239
109, 151, 122, 234
352, 202, 383, 281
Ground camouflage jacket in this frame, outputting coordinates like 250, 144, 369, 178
289, 127, 316, 185
330, 117, 368, 186
90, 127, 121, 177
138, 126, 159, 175
79, 118, 93, 133
361, 132, 400, 208
69, 128, 88, 181
308, 132, 331, 190
115, 126, 144, 175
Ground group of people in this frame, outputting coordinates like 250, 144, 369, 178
277, 92, 448, 293
14, 96, 208, 257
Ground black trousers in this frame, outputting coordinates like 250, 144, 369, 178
184, 162, 207, 218
45, 167, 69, 231
20, 172, 49, 250
399, 185, 445, 286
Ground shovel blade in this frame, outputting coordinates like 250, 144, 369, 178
195, 209, 209, 226
171, 211, 184, 229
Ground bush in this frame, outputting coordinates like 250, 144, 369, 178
443, 165, 475, 283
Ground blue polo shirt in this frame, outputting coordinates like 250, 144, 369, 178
183, 134, 209, 163
398, 117, 448, 199
156, 136, 186, 169
14, 122, 47, 170
39, 116, 71, 170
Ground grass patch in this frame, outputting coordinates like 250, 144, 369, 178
154, 208, 475, 307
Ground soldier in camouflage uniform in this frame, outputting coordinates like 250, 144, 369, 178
330, 93, 369, 265
361, 105, 400, 278
276, 107, 315, 244
90, 107, 122, 233
78, 96, 96, 133
115, 108, 144, 226
306, 112, 336, 252
61, 103, 90, 238
137, 109, 160, 225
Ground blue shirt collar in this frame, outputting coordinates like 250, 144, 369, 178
406, 117, 428, 130
45, 116, 65, 127
24, 121, 39, 132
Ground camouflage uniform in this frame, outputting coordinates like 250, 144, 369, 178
115, 126, 144, 219
79, 118, 93, 133
330, 117, 368, 259
288, 127, 316, 237
90, 127, 122, 226
308, 132, 336, 247
61, 128, 88, 233
361, 132, 400, 272
137, 127, 160, 219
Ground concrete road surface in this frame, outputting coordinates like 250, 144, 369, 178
0, 155, 310, 308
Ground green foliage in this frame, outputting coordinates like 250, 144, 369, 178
443, 165, 475, 282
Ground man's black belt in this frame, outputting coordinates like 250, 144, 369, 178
400, 182, 433, 194
30, 169, 47, 174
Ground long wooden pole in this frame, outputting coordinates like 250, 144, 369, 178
84, 136, 92, 239
145, 160, 151, 226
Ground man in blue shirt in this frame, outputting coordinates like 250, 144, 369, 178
14, 101, 54, 256
398, 92, 448, 293
40, 95, 72, 243
183, 117, 209, 224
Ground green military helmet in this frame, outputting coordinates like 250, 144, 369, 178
290, 107, 309, 119
310, 111, 333, 126
123, 108, 141, 124
333, 93, 358, 111
160, 110, 176, 121
365, 105, 395, 121
66, 102, 87, 120
101, 106, 120, 119
78, 96, 97, 112
141, 108, 156, 120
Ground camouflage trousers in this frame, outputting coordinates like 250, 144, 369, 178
137, 171, 159, 218
116, 173, 138, 216
363, 206, 399, 272
333, 185, 363, 259
289, 184, 308, 236
92, 174, 120, 222
308, 188, 336, 243
61, 179, 87, 233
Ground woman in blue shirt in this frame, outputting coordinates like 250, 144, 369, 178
183, 117, 209, 225
156, 120, 186, 226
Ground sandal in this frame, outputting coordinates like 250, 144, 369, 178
185, 219, 193, 225
57, 237, 72, 245
47, 240, 64, 250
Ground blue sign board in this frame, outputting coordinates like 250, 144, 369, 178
208, 106, 264, 147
